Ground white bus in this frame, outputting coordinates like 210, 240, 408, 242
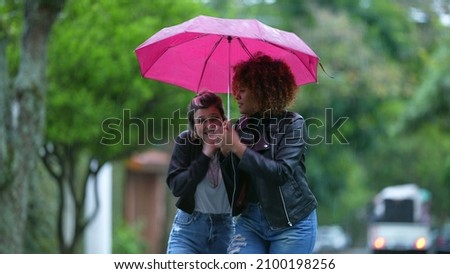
368, 183, 432, 253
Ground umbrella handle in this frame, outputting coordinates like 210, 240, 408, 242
227, 36, 231, 119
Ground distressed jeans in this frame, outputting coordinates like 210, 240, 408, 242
228, 203, 317, 254
167, 209, 234, 254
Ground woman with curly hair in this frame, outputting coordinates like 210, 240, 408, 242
220, 53, 318, 254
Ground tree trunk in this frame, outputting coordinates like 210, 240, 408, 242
0, 0, 65, 253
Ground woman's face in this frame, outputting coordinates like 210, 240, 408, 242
234, 86, 260, 115
193, 106, 224, 143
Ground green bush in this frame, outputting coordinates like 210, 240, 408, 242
112, 220, 147, 254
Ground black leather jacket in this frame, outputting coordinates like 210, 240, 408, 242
221, 111, 317, 229
166, 131, 233, 213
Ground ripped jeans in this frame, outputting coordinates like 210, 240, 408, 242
228, 203, 317, 254
167, 210, 234, 254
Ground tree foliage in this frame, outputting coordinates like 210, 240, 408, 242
43, 0, 210, 253
1, 0, 65, 253
213, 0, 450, 244
2, 0, 449, 253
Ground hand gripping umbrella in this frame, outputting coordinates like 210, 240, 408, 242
134, 15, 319, 117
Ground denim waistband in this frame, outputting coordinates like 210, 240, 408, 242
191, 210, 231, 220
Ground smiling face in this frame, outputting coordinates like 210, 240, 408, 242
187, 91, 226, 140
193, 106, 224, 144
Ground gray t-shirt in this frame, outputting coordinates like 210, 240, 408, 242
194, 163, 231, 214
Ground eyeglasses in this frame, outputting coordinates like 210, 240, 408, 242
194, 115, 223, 125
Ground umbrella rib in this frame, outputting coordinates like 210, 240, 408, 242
236, 37, 254, 59
141, 33, 211, 78
238, 38, 317, 84
196, 35, 224, 92
266, 41, 317, 83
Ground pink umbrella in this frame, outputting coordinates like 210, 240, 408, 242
134, 15, 319, 116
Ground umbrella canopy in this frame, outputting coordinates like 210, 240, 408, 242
134, 15, 320, 115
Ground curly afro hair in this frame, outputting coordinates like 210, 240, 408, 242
232, 52, 298, 115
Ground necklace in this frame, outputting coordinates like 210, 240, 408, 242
207, 153, 221, 188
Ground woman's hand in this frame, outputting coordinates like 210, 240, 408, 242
202, 121, 224, 158
221, 120, 246, 159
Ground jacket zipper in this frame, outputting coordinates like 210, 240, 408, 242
278, 187, 292, 226
272, 137, 292, 226
230, 154, 237, 212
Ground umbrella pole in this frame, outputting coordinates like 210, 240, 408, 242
227, 87, 230, 119
227, 36, 232, 119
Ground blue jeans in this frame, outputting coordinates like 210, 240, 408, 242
167, 209, 234, 254
228, 203, 317, 254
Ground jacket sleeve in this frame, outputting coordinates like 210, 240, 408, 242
238, 113, 307, 186
166, 131, 211, 197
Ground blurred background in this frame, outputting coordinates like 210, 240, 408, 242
1, 0, 449, 254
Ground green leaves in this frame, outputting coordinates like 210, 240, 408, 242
46, 0, 208, 157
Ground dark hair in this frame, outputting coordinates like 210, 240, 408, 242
187, 90, 226, 138
232, 52, 297, 114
